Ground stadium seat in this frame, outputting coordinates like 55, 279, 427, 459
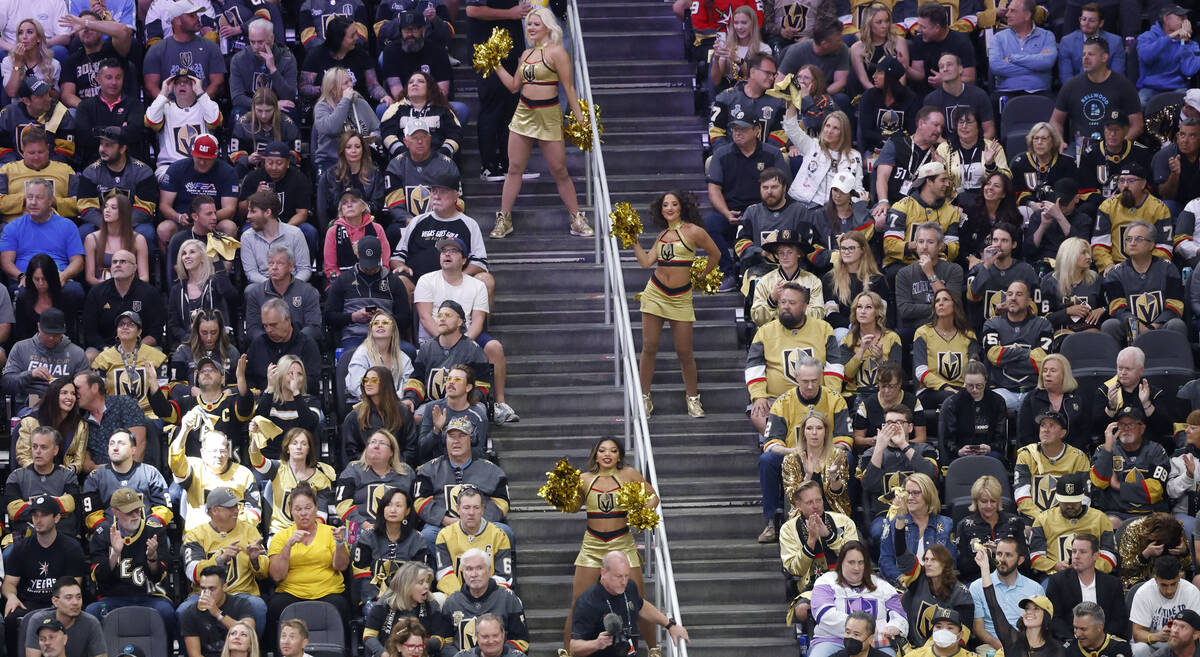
943, 455, 1014, 524
102, 606, 169, 657
280, 600, 346, 657
1135, 330, 1197, 393
334, 348, 355, 421
14, 608, 33, 655
999, 95, 1055, 143
1059, 332, 1121, 378
1005, 133, 1028, 161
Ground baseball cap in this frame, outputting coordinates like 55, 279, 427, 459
1174, 610, 1200, 631
404, 118, 431, 137
1035, 410, 1067, 428
37, 617, 65, 634
164, 0, 203, 21
205, 487, 242, 510
1161, 4, 1189, 17
398, 11, 426, 28
29, 495, 60, 516
95, 126, 126, 145
1100, 109, 1129, 128
19, 78, 50, 98
38, 308, 67, 335
1118, 161, 1148, 180
196, 355, 224, 373
436, 236, 467, 253
1055, 473, 1087, 504
1019, 595, 1054, 617
1116, 404, 1147, 422
109, 488, 143, 513
263, 141, 291, 159
1185, 89, 1200, 115
340, 188, 365, 203
358, 235, 382, 267
117, 310, 142, 327
118, 644, 147, 657
168, 67, 200, 83
830, 171, 859, 196
446, 415, 475, 434
439, 299, 466, 325
191, 134, 219, 159
728, 109, 752, 129
876, 55, 904, 80
931, 607, 962, 628
914, 161, 946, 183
1048, 177, 1079, 204
428, 170, 459, 191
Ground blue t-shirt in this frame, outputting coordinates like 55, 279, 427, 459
70, 0, 137, 27
161, 158, 240, 214
0, 213, 85, 271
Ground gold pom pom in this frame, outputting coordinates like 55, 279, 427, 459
564, 99, 603, 151
617, 481, 659, 531
689, 256, 722, 295
472, 27, 514, 77
537, 458, 581, 513
608, 202, 643, 249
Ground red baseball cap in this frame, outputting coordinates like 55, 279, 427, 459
191, 134, 218, 159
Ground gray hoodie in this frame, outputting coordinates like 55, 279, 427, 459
2, 334, 90, 405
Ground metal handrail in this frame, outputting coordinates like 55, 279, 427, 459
565, 3, 688, 655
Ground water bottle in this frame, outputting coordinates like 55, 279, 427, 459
1128, 315, 1139, 342
796, 632, 809, 657
1184, 266, 1193, 289
99, 601, 107, 619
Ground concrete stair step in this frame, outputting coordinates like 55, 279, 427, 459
457, 143, 702, 175
488, 411, 754, 439
503, 348, 744, 373
491, 320, 736, 353
490, 263, 721, 293
685, 636, 798, 657
578, 14, 683, 31
501, 379, 745, 415
464, 174, 709, 208
581, 31, 685, 60
578, 1, 671, 17
493, 305, 732, 327
503, 364, 744, 388
663, 505, 766, 541
507, 474, 759, 503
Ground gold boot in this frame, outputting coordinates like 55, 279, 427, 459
649, 648, 664, 657
686, 394, 704, 418
569, 210, 594, 237
642, 393, 653, 417
490, 211, 513, 238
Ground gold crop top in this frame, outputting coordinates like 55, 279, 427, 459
655, 226, 698, 267
585, 472, 626, 519
520, 46, 559, 86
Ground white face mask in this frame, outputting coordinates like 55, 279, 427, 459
932, 629, 959, 649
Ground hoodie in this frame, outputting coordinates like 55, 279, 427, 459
1, 334, 90, 406
1137, 22, 1200, 92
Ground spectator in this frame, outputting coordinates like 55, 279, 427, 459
858, 56, 920, 154
1118, 513, 1190, 590
414, 363, 485, 465
434, 485, 512, 595
228, 19, 297, 117
81, 431, 169, 534
973, 548, 1060, 657
12, 255, 72, 343
242, 189, 312, 285
0, 78, 75, 165
11, 404, 85, 503
939, 360, 1008, 465
961, 172, 1024, 265
22, 579, 105, 657
266, 483, 350, 651
848, 3, 910, 97
900, 550, 974, 647
362, 568, 450, 657
228, 88, 301, 178
1024, 181, 1091, 267
838, 292, 901, 399
787, 65, 839, 135
86, 487, 176, 636
351, 491, 431, 604
402, 299, 489, 417
1168, 410, 1200, 536
779, 20, 849, 102
179, 565, 256, 656
780, 480, 859, 597
709, 6, 772, 94
966, 223, 1038, 330
1130, 556, 1200, 657
820, 230, 888, 332
73, 58, 144, 167
382, 120, 461, 237
73, 370, 153, 470
317, 135, 386, 240
1020, 408, 1094, 520
707, 51, 787, 153
567, 551, 681, 657
301, 16, 388, 109
873, 112, 950, 234
969, 536, 1043, 652
163, 198, 234, 291
170, 309, 239, 389
895, 223, 965, 341
858, 404, 940, 542
251, 355, 323, 456
1094, 346, 1174, 450
1091, 405, 1171, 524
81, 251, 161, 356
465, 0, 527, 182
937, 107, 1008, 210
1100, 219, 1186, 344
245, 299, 321, 394
879, 472, 956, 584
906, 3, 977, 88
1, 19, 61, 99
248, 424, 334, 533
382, 71, 464, 159
2, 309, 87, 411
322, 189, 390, 280
1044, 533, 1124, 640
167, 236, 237, 345
179, 487, 269, 632
310, 67, 380, 172
0, 126, 78, 223
988, 0, 1057, 100
1017, 354, 1092, 451
78, 157, 156, 272
278, 619, 313, 657
343, 366, 419, 467
1154, 611, 1200, 657
326, 235, 411, 353
1158, 118, 1200, 222
334, 429, 417, 529
390, 180, 490, 297
414, 419, 512, 549
89, 311, 166, 423
169, 426, 261, 532
852, 360, 926, 447
807, 542, 906, 657
981, 279, 1053, 412
1136, 6, 1200, 104
955, 476, 1024, 582
142, 0, 225, 98
297, 0, 368, 52
57, 11, 134, 108
748, 234, 824, 328
376, 0, 453, 48
1058, 5, 1126, 83
158, 135, 239, 253
217, 621, 258, 657
237, 142, 315, 253
243, 246, 320, 344
145, 67, 221, 178
452, 614, 521, 657
167, 353, 252, 458
380, 15, 456, 113
1078, 112, 1153, 213
345, 313, 413, 402
1010, 122, 1078, 206
781, 410, 851, 515
923, 52, 995, 141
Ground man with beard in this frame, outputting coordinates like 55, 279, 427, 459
1077, 111, 1153, 215
75, 127, 158, 243
732, 168, 808, 285
1045, 533, 1123, 640
1052, 35, 1142, 148
746, 283, 842, 434
969, 536, 1043, 651
882, 162, 962, 273
981, 280, 1053, 412
417, 363, 488, 463
1151, 610, 1200, 657
381, 13, 453, 100
966, 224, 1040, 331
81, 429, 172, 533
404, 300, 489, 421
165, 356, 253, 457
894, 222, 965, 341
1067, 603, 1133, 657
159, 135, 240, 254
779, 480, 857, 621
1091, 405, 1171, 525
1030, 476, 1117, 574
1091, 163, 1174, 274
1099, 220, 1187, 344
22, 579, 106, 657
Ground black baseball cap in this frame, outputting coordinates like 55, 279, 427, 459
1116, 404, 1147, 423
1100, 109, 1129, 128
38, 308, 67, 335
1056, 472, 1087, 503
95, 126, 126, 145
263, 141, 291, 159
19, 78, 50, 98
1035, 410, 1067, 428
1049, 178, 1079, 204
37, 617, 65, 634
398, 11, 426, 28
29, 495, 60, 515
1175, 610, 1200, 631
358, 235, 382, 267
428, 171, 459, 191
1162, 4, 1189, 17
1118, 161, 1148, 180
439, 299, 466, 323
196, 356, 224, 373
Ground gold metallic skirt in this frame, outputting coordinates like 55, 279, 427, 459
509, 94, 562, 141
575, 526, 642, 568
639, 273, 695, 322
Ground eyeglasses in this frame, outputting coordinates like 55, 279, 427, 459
839, 245, 860, 252
446, 375, 466, 383
117, 321, 137, 328
1123, 235, 1151, 243
905, 489, 922, 497
400, 643, 425, 651
361, 375, 381, 384
754, 67, 778, 77
369, 319, 392, 327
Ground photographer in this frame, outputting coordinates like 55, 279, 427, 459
569, 551, 689, 657
858, 404, 940, 544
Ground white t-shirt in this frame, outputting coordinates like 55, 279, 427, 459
1079, 576, 1097, 604
1130, 579, 1200, 634
413, 270, 490, 340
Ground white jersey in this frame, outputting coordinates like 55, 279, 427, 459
145, 93, 222, 175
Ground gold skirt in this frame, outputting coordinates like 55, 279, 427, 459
639, 273, 695, 322
509, 94, 562, 141
575, 527, 642, 568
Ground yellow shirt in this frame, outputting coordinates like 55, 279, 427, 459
269, 524, 345, 599
91, 345, 167, 418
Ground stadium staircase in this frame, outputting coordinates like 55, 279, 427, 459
448, 1, 794, 654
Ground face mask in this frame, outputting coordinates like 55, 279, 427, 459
932, 629, 958, 649
843, 638, 865, 655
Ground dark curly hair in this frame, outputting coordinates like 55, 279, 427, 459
649, 190, 702, 228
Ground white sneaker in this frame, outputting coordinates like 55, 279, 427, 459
493, 402, 520, 423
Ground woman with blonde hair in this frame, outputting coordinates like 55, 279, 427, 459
783, 106, 864, 207
782, 410, 850, 515
1017, 353, 1091, 451
311, 66, 380, 171
167, 238, 236, 344
849, 3, 908, 94
879, 472, 955, 584
346, 311, 413, 401
253, 355, 322, 458
1, 19, 59, 97
709, 5, 772, 92
362, 561, 452, 656
335, 429, 416, 530
820, 230, 887, 334
489, 5, 593, 240
1010, 122, 1077, 206
84, 193, 150, 285
1041, 236, 1104, 333
220, 620, 261, 657
955, 475, 1023, 581
840, 290, 901, 398
229, 87, 301, 176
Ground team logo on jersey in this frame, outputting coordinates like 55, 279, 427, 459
131, 301, 143, 312
112, 367, 147, 400
1055, 532, 1079, 563
1132, 291, 1163, 324
858, 357, 878, 388
984, 290, 1005, 319
760, 229, 778, 244
659, 241, 676, 262
365, 483, 397, 520
521, 63, 537, 84
1096, 165, 1116, 195
597, 490, 616, 513
1032, 474, 1058, 511
783, 4, 806, 31
454, 613, 479, 649
173, 125, 203, 158
782, 347, 816, 384
252, 72, 271, 93
427, 368, 451, 400
915, 600, 940, 643
878, 109, 904, 136
936, 351, 963, 382
1023, 172, 1040, 191
1112, 456, 1124, 471
762, 106, 774, 121
181, 51, 194, 69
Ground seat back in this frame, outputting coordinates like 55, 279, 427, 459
1060, 332, 1121, 378
999, 95, 1055, 141
1135, 330, 1197, 393
102, 605, 168, 657
280, 600, 345, 657
943, 455, 1014, 522
334, 347, 355, 421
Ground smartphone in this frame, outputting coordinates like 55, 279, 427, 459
365, 305, 379, 314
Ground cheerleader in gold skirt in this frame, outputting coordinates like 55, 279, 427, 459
631, 191, 720, 418
489, 5, 594, 239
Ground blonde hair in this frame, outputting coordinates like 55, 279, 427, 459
798, 410, 834, 464
861, 3, 899, 54
267, 354, 306, 396
218, 620, 260, 657
906, 472, 941, 515
174, 238, 214, 282
15, 20, 56, 84
362, 311, 408, 385
1038, 353, 1079, 392
1025, 121, 1063, 155
1054, 237, 1097, 299
830, 231, 882, 306
725, 5, 765, 59
820, 110, 855, 159
384, 562, 435, 611
353, 428, 408, 473
848, 290, 888, 345
526, 5, 563, 45
320, 67, 352, 107
969, 475, 1002, 512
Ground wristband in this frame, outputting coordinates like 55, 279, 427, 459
665, 618, 676, 630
